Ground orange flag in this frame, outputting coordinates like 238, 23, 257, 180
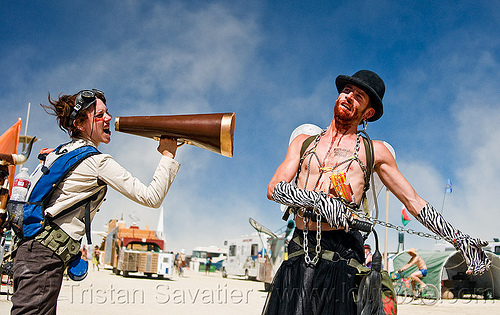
0, 118, 22, 192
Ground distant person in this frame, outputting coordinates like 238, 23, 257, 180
10, 89, 180, 315
92, 245, 101, 271
398, 248, 428, 296
81, 245, 88, 262
205, 257, 212, 275
180, 249, 187, 269
175, 252, 184, 276
364, 244, 372, 268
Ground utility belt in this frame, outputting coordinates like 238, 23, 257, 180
288, 234, 359, 267
34, 223, 82, 266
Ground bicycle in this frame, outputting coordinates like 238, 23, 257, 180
390, 271, 439, 306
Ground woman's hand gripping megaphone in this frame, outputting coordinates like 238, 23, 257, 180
157, 137, 178, 159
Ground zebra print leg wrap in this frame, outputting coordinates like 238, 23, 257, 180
417, 203, 491, 275
271, 181, 352, 230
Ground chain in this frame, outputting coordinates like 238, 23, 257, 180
301, 196, 324, 266
354, 211, 453, 242
302, 214, 311, 265
311, 211, 321, 265
352, 131, 361, 160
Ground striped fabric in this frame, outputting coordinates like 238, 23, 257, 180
417, 203, 491, 275
272, 181, 351, 230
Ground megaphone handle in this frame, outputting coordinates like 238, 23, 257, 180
154, 136, 185, 147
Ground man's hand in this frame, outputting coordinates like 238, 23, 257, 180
417, 203, 491, 275
271, 181, 352, 230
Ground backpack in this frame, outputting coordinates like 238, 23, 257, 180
8, 143, 101, 241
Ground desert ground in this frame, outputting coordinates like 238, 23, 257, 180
1, 267, 499, 314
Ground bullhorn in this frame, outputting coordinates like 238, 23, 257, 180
114, 113, 235, 158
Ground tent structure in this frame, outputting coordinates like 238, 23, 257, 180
392, 250, 500, 299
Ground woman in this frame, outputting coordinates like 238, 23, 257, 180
11, 89, 180, 315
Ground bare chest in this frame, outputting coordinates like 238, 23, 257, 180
296, 137, 368, 203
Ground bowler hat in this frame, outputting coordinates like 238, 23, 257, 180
335, 70, 385, 122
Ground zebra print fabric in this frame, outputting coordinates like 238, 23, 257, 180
272, 181, 352, 230
417, 203, 491, 275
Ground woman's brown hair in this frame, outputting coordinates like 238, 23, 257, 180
41, 91, 106, 138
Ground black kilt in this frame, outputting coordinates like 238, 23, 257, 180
262, 228, 364, 315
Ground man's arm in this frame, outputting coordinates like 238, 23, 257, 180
374, 141, 490, 275
267, 134, 310, 200
399, 257, 416, 272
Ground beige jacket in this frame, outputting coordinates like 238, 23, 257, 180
37, 139, 180, 240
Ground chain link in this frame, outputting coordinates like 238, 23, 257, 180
302, 213, 323, 266
302, 208, 452, 267
355, 212, 451, 242
301, 198, 324, 266
310, 211, 321, 266
353, 131, 361, 159
302, 214, 311, 265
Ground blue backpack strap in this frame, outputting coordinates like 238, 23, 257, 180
23, 145, 100, 238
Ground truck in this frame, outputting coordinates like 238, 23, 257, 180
103, 218, 174, 278
221, 233, 268, 280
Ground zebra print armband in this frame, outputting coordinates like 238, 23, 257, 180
272, 181, 351, 230
417, 203, 491, 275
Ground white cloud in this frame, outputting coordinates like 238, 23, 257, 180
2, 2, 265, 254
379, 52, 500, 253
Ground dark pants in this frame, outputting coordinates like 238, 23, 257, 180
11, 239, 65, 315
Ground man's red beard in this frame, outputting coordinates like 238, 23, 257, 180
334, 101, 361, 130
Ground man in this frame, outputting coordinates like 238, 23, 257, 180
263, 70, 490, 315
398, 248, 427, 296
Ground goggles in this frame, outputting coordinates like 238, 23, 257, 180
70, 89, 106, 121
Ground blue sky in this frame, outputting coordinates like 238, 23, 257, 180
2, 0, 500, 256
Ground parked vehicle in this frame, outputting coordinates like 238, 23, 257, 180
222, 233, 268, 280
190, 245, 227, 272
103, 218, 174, 278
